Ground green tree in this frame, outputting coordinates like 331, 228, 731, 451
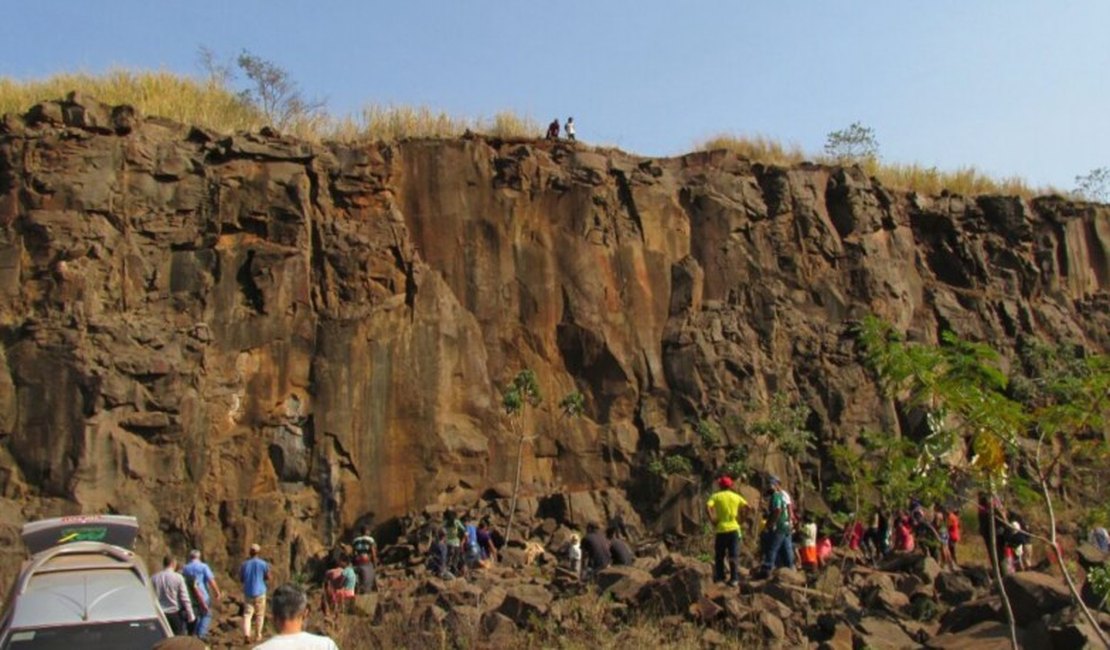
558, 390, 585, 417
824, 121, 879, 163
502, 369, 542, 543
746, 392, 814, 504
858, 316, 1110, 649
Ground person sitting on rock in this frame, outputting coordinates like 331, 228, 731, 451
546, 119, 560, 140
580, 522, 612, 579
607, 526, 635, 566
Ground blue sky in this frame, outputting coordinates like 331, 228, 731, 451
3, 1, 1107, 190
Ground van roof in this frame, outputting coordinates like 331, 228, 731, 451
4, 542, 155, 630
21, 516, 139, 555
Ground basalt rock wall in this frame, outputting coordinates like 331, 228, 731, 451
0, 96, 1107, 582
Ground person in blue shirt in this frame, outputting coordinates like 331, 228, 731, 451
181, 548, 222, 639
239, 543, 270, 643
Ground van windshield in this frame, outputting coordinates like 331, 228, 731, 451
2, 620, 166, 650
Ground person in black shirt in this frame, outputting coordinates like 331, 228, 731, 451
607, 527, 634, 566
580, 522, 612, 578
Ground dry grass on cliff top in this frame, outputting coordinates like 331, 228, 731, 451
0, 69, 542, 142
0, 70, 264, 132
2, 71, 1046, 198
698, 133, 1047, 198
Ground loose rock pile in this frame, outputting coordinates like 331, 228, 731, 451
202, 497, 1110, 649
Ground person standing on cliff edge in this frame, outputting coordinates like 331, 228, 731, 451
707, 476, 747, 586
565, 117, 576, 141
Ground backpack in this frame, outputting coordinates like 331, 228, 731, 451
184, 572, 203, 610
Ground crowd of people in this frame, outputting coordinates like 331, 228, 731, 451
147, 480, 1109, 648
700, 474, 1110, 587
151, 543, 341, 649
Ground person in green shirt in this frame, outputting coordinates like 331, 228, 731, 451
707, 476, 748, 586
762, 476, 796, 573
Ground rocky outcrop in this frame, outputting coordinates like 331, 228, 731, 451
1, 95, 1108, 582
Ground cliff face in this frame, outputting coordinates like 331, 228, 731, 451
0, 96, 1107, 578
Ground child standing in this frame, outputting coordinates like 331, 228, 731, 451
799, 513, 819, 571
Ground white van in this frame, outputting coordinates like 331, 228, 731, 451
0, 515, 173, 649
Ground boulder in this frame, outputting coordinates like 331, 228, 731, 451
876, 587, 911, 617
601, 567, 652, 604
496, 584, 554, 627
758, 610, 786, 641
1044, 606, 1108, 649
935, 571, 976, 605
818, 623, 855, 650
858, 616, 918, 650
444, 605, 481, 637
693, 595, 723, 622
1076, 542, 1108, 569
480, 611, 518, 643
917, 556, 942, 584
350, 593, 380, 620
1003, 571, 1072, 625
639, 566, 704, 617
435, 581, 484, 609
939, 597, 1000, 633
596, 565, 650, 592
926, 620, 1019, 649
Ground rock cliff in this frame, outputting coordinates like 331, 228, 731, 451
0, 95, 1107, 581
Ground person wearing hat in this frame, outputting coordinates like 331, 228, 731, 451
762, 476, 796, 573
239, 542, 271, 643
181, 549, 221, 640
707, 475, 747, 587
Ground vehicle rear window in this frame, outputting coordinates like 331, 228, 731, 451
3, 620, 166, 650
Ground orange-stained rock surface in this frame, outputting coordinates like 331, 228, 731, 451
0, 95, 1107, 583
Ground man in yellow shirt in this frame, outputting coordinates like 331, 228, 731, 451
707, 476, 747, 587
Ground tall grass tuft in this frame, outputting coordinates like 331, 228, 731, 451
697, 134, 1048, 198
0, 71, 541, 143
697, 133, 807, 168
0, 69, 263, 132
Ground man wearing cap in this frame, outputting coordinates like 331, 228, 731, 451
762, 476, 796, 573
181, 549, 222, 639
239, 542, 271, 643
707, 476, 747, 587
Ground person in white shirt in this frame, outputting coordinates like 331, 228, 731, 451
565, 117, 576, 141
253, 583, 339, 650
567, 533, 582, 576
